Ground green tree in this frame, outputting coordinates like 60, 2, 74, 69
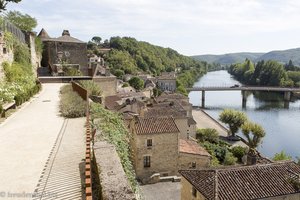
128, 76, 144, 90
219, 109, 248, 138
4, 10, 37, 31
196, 128, 219, 143
91, 36, 102, 46
241, 121, 265, 155
231, 146, 247, 163
0, 0, 21, 11
273, 150, 292, 161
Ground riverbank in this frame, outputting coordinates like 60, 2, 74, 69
192, 108, 247, 148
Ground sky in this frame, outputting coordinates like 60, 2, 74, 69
6, 0, 300, 56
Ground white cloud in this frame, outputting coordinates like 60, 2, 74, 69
6, 0, 300, 55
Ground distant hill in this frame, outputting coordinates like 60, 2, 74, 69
192, 53, 264, 65
192, 47, 300, 66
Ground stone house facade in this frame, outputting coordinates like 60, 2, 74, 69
38, 29, 88, 75
180, 161, 300, 200
130, 117, 179, 183
157, 72, 176, 92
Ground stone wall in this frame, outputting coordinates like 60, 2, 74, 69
175, 118, 196, 139
132, 131, 179, 182
181, 177, 205, 200
0, 32, 14, 80
26, 32, 41, 76
93, 76, 117, 97
93, 141, 135, 200
41, 41, 87, 73
178, 153, 210, 170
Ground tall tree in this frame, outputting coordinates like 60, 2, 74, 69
219, 109, 248, 139
241, 121, 265, 155
0, 0, 21, 12
91, 36, 102, 46
4, 10, 37, 31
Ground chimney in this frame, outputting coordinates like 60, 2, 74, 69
62, 30, 70, 36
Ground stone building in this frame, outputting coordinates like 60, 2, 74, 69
180, 161, 300, 200
130, 117, 180, 183
156, 72, 176, 92
38, 29, 88, 75
179, 139, 211, 170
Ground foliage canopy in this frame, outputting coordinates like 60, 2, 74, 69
4, 10, 37, 31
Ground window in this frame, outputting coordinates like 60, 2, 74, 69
147, 139, 152, 147
3, 47, 7, 54
192, 187, 197, 197
143, 156, 151, 168
191, 162, 196, 169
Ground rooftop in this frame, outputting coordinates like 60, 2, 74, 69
38, 29, 85, 43
135, 117, 180, 135
179, 139, 211, 157
180, 161, 300, 200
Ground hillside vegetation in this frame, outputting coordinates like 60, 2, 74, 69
89, 36, 219, 94
193, 48, 300, 66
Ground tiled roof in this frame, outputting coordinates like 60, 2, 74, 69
187, 117, 197, 125
43, 35, 85, 43
104, 95, 122, 110
156, 93, 189, 102
135, 117, 179, 135
179, 139, 211, 157
144, 107, 186, 118
180, 161, 300, 200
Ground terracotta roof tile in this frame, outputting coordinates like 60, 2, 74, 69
180, 161, 300, 200
179, 139, 211, 157
135, 117, 179, 135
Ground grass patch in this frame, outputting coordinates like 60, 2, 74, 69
59, 85, 86, 118
90, 103, 140, 197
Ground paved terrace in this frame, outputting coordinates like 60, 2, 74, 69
0, 84, 85, 200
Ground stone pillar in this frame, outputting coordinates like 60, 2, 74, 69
242, 90, 247, 109
201, 90, 205, 108
284, 91, 291, 101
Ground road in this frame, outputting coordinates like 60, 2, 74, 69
0, 83, 85, 200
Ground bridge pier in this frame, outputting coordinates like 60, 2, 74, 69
284, 91, 291, 101
201, 90, 205, 108
242, 90, 247, 109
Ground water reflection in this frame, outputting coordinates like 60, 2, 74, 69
189, 70, 300, 158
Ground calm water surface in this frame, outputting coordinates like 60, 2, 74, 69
189, 70, 300, 158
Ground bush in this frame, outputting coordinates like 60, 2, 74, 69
196, 128, 219, 143
273, 150, 292, 161
78, 80, 102, 97
230, 146, 247, 163
59, 85, 86, 118
128, 76, 144, 90
224, 151, 237, 165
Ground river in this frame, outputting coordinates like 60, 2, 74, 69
189, 70, 300, 159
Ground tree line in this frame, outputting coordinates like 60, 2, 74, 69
229, 59, 300, 87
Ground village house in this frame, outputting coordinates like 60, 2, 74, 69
130, 116, 180, 183
38, 29, 88, 76
156, 72, 177, 92
180, 161, 300, 200
128, 114, 210, 184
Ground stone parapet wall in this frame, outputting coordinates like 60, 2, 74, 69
93, 76, 117, 97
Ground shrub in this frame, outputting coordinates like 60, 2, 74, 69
230, 146, 247, 163
223, 151, 237, 165
78, 80, 102, 97
59, 85, 86, 118
122, 82, 129, 87
196, 128, 219, 143
273, 150, 292, 161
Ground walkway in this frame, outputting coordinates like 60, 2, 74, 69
0, 84, 85, 200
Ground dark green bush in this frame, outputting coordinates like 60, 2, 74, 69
59, 85, 86, 118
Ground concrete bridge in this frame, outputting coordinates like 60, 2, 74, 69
187, 86, 300, 108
